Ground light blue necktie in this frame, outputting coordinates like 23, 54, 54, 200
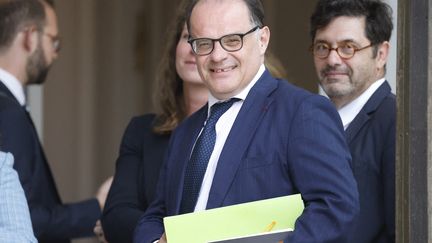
180, 98, 237, 214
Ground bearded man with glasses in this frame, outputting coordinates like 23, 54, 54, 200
0, 0, 112, 242
134, 0, 359, 242
310, 0, 396, 242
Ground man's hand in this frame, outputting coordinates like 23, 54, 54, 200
96, 176, 113, 210
159, 233, 167, 243
94, 219, 108, 243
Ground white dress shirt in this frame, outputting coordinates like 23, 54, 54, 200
193, 64, 266, 212
0, 68, 26, 106
338, 78, 386, 130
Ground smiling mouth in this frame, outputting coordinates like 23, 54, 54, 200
325, 71, 347, 75
323, 72, 349, 79
211, 66, 236, 73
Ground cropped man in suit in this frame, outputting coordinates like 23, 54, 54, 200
0, 0, 111, 242
134, 0, 359, 242
310, 0, 395, 242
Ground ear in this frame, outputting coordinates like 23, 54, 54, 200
258, 26, 270, 55
22, 26, 40, 54
376, 41, 390, 70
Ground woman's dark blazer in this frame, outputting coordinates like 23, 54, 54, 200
102, 114, 170, 243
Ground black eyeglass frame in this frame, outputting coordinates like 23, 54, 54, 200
43, 32, 62, 53
188, 26, 261, 56
310, 42, 374, 59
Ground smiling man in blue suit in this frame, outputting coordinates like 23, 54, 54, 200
134, 0, 359, 242
310, 0, 395, 242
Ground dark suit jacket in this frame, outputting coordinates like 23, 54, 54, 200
0, 82, 101, 243
346, 81, 395, 243
102, 114, 170, 243
134, 70, 359, 243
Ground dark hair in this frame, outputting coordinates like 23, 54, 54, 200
0, 0, 47, 52
310, 0, 393, 49
152, 0, 191, 134
186, 0, 265, 33
44, 0, 54, 7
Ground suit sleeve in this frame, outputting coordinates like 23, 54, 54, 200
133, 165, 167, 243
31, 199, 100, 240
0, 100, 100, 240
287, 95, 359, 243
382, 100, 395, 242
102, 117, 148, 243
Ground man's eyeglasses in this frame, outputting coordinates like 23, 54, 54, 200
188, 26, 261, 56
43, 32, 61, 53
310, 42, 373, 59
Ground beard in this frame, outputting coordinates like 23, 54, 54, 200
319, 65, 355, 98
26, 43, 50, 85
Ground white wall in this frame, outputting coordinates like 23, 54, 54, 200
385, 0, 398, 93
27, 86, 43, 140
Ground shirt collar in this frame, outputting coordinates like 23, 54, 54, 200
338, 78, 386, 130
208, 64, 265, 109
0, 68, 26, 106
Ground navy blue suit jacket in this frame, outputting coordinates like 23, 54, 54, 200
346, 81, 395, 242
134, 71, 359, 243
0, 82, 101, 243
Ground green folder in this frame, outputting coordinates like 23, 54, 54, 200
163, 194, 304, 243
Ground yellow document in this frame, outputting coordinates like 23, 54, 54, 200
163, 194, 304, 243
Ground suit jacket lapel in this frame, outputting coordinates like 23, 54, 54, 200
0, 81, 36, 128
0, 81, 20, 106
345, 81, 392, 143
206, 70, 277, 209
170, 104, 208, 213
